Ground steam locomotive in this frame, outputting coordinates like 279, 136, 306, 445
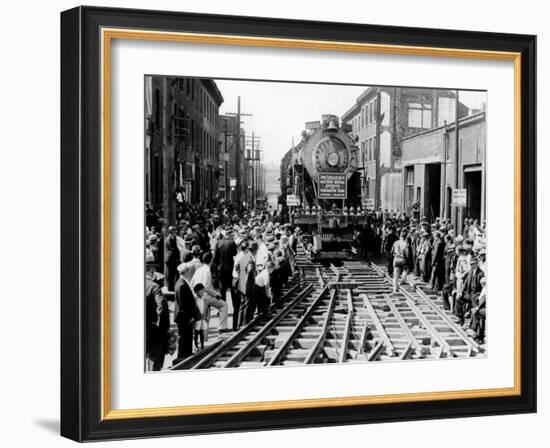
279, 115, 365, 259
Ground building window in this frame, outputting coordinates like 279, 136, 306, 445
405, 165, 415, 185
408, 102, 432, 129
405, 166, 415, 204
369, 101, 373, 123
369, 138, 373, 160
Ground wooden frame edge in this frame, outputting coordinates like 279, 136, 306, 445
98, 27, 523, 422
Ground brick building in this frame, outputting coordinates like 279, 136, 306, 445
145, 76, 224, 223
341, 87, 468, 212
400, 111, 486, 225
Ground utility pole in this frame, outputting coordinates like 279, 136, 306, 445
221, 120, 237, 203
454, 90, 461, 233
161, 77, 174, 226
442, 120, 448, 220
225, 96, 252, 208
245, 133, 262, 207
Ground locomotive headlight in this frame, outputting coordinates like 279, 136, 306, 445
327, 152, 340, 167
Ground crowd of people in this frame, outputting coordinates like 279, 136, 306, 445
144, 201, 488, 371
374, 213, 488, 345
145, 201, 299, 371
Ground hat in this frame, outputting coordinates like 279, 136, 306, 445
191, 245, 201, 255
148, 234, 158, 242
265, 235, 276, 243
191, 224, 200, 230
168, 226, 177, 232
183, 235, 193, 243
479, 248, 487, 255
267, 243, 277, 251
455, 235, 464, 243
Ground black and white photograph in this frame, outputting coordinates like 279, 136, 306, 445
144, 77, 488, 372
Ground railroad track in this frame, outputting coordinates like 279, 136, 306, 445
366, 262, 483, 358
173, 255, 483, 370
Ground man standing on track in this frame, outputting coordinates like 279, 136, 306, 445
213, 227, 238, 329
191, 251, 229, 334
174, 266, 197, 359
384, 226, 398, 278
238, 241, 258, 325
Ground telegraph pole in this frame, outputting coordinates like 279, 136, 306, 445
225, 96, 252, 208
454, 90, 461, 233
245, 133, 262, 207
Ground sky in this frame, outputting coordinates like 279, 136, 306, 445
215, 79, 486, 165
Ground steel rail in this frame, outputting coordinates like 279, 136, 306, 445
415, 287, 481, 354
367, 340, 385, 361
191, 283, 306, 369
399, 342, 414, 360
267, 285, 329, 366
170, 339, 224, 370
398, 288, 456, 357
382, 293, 422, 357
368, 263, 456, 357
305, 288, 338, 364
222, 283, 316, 368
361, 293, 396, 357
338, 290, 353, 363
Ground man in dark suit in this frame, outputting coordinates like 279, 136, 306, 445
145, 256, 169, 371
174, 267, 198, 359
383, 226, 398, 277
457, 256, 485, 325
429, 231, 445, 291
164, 226, 180, 291
237, 241, 258, 325
213, 228, 238, 329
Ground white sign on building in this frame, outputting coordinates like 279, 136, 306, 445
452, 188, 467, 207
287, 194, 300, 206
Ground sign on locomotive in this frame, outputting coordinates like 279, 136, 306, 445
318, 173, 347, 199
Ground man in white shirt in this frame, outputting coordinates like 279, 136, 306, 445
191, 251, 229, 333
177, 245, 202, 282
254, 260, 274, 316
254, 232, 269, 270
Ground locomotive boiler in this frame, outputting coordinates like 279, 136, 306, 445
280, 115, 364, 259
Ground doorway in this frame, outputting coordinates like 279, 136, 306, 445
424, 163, 441, 221
464, 170, 482, 221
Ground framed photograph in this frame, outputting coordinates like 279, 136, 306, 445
60, 6, 536, 441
